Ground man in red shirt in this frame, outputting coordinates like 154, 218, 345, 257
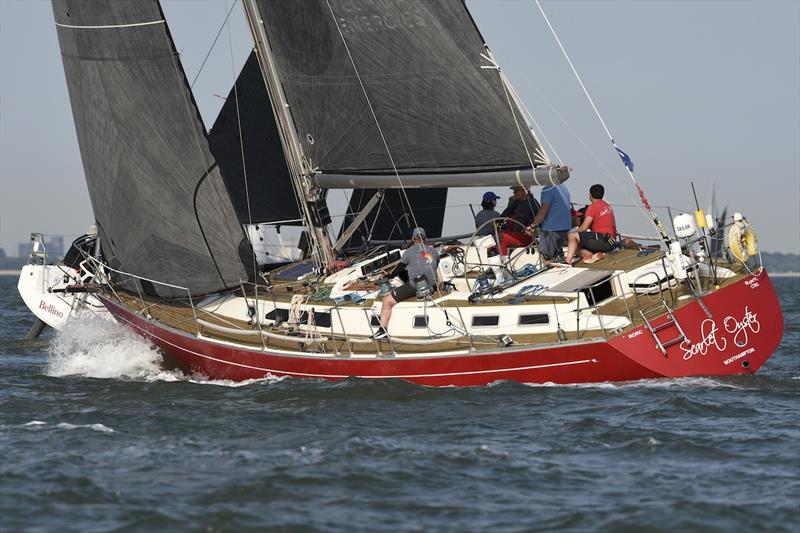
565, 184, 619, 265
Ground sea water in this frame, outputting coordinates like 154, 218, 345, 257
1, 275, 798, 531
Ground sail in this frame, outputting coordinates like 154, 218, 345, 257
247, 0, 553, 186
52, 0, 251, 297
209, 51, 302, 226
339, 189, 448, 249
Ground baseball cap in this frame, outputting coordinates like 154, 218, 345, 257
482, 191, 500, 202
411, 227, 426, 240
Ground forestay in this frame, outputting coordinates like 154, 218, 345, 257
52, 0, 252, 297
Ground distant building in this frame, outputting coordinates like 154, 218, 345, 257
17, 236, 65, 259
46, 236, 64, 258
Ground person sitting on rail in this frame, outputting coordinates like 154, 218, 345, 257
497, 185, 541, 255
564, 183, 619, 265
474, 191, 502, 237
373, 227, 439, 340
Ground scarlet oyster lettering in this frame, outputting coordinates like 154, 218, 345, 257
724, 307, 760, 348
680, 306, 761, 361
681, 319, 726, 360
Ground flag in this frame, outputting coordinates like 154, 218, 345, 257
615, 146, 634, 172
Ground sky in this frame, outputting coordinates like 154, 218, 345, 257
1, 0, 798, 256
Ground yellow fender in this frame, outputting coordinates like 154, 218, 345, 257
728, 219, 758, 262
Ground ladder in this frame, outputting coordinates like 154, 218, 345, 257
632, 271, 688, 356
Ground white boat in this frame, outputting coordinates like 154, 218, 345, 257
17, 230, 112, 335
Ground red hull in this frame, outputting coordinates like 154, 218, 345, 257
100, 271, 784, 386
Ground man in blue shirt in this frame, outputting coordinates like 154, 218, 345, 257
527, 184, 572, 261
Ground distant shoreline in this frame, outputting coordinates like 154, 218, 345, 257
0, 270, 21, 276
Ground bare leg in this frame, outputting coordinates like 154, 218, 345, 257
565, 232, 580, 264
380, 294, 397, 329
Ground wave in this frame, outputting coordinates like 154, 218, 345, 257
45, 316, 288, 387
521, 376, 749, 390
46, 315, 169, 380
22, 420, 115, 433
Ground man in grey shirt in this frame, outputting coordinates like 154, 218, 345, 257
374, 227, 439, 339
474, 191, 502, 237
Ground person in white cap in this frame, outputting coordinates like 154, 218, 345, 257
373, 227, 439, 340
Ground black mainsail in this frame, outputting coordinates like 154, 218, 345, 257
52, 0, 252, 296
246, 0, 564, 189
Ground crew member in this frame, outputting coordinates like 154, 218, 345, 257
474, 191, 502, 237
565, 184, 619, 265
498, 185, 540, 254
373, 227, 439, 340
526, 183, 571, 262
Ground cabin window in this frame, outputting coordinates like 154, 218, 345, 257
413, 315, 429, 328
472, 315, 499, 327
264, 308, 331, 328
265, 308, 289, 322
518, 313, 549, 325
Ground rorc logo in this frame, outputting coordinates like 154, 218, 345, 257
39, 300, 64, 318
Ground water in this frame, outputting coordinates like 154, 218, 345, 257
1, 274, 798, 532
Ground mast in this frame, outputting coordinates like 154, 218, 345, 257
240, 0, 336, 271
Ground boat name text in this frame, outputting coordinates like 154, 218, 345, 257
39, 300, 64, 318
680, 306, 760, 361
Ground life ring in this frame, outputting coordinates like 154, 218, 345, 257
728, 219, 758, 262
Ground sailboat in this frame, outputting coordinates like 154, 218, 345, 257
48, 0, 783, 386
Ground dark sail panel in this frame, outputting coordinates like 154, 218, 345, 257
52, 0, 250, 296
209, 51, 302, 226
252, 0, 547, 176
340, 189, 448, 249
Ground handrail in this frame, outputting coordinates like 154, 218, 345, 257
84, 256, 190, 291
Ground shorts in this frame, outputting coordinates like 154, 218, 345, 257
391, 281, 437, 302
539, 230, 569, 259
391, 283, 417, 302
579, 231, 616, 253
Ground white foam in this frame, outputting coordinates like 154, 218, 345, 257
23, 420, 47, 427
523, 376, 746, 390
56, 422, 115, 433
46, 316, 288, 387
46, 315, 168, 380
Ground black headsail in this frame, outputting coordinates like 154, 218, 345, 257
209, 51, 302, 227
245, 0, 564, 189
52, 0, 252, 297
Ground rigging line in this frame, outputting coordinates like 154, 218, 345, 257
503, 79, 562, 165
190, 0, 238, 89
485, 51, 546, 226
224, 0, 257, 281
324, 0, 422, 240
533, 0, 672, 244
521, 76, 650, 223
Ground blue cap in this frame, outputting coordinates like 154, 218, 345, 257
482, 191, 500, 202
411, 227, 426, 240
